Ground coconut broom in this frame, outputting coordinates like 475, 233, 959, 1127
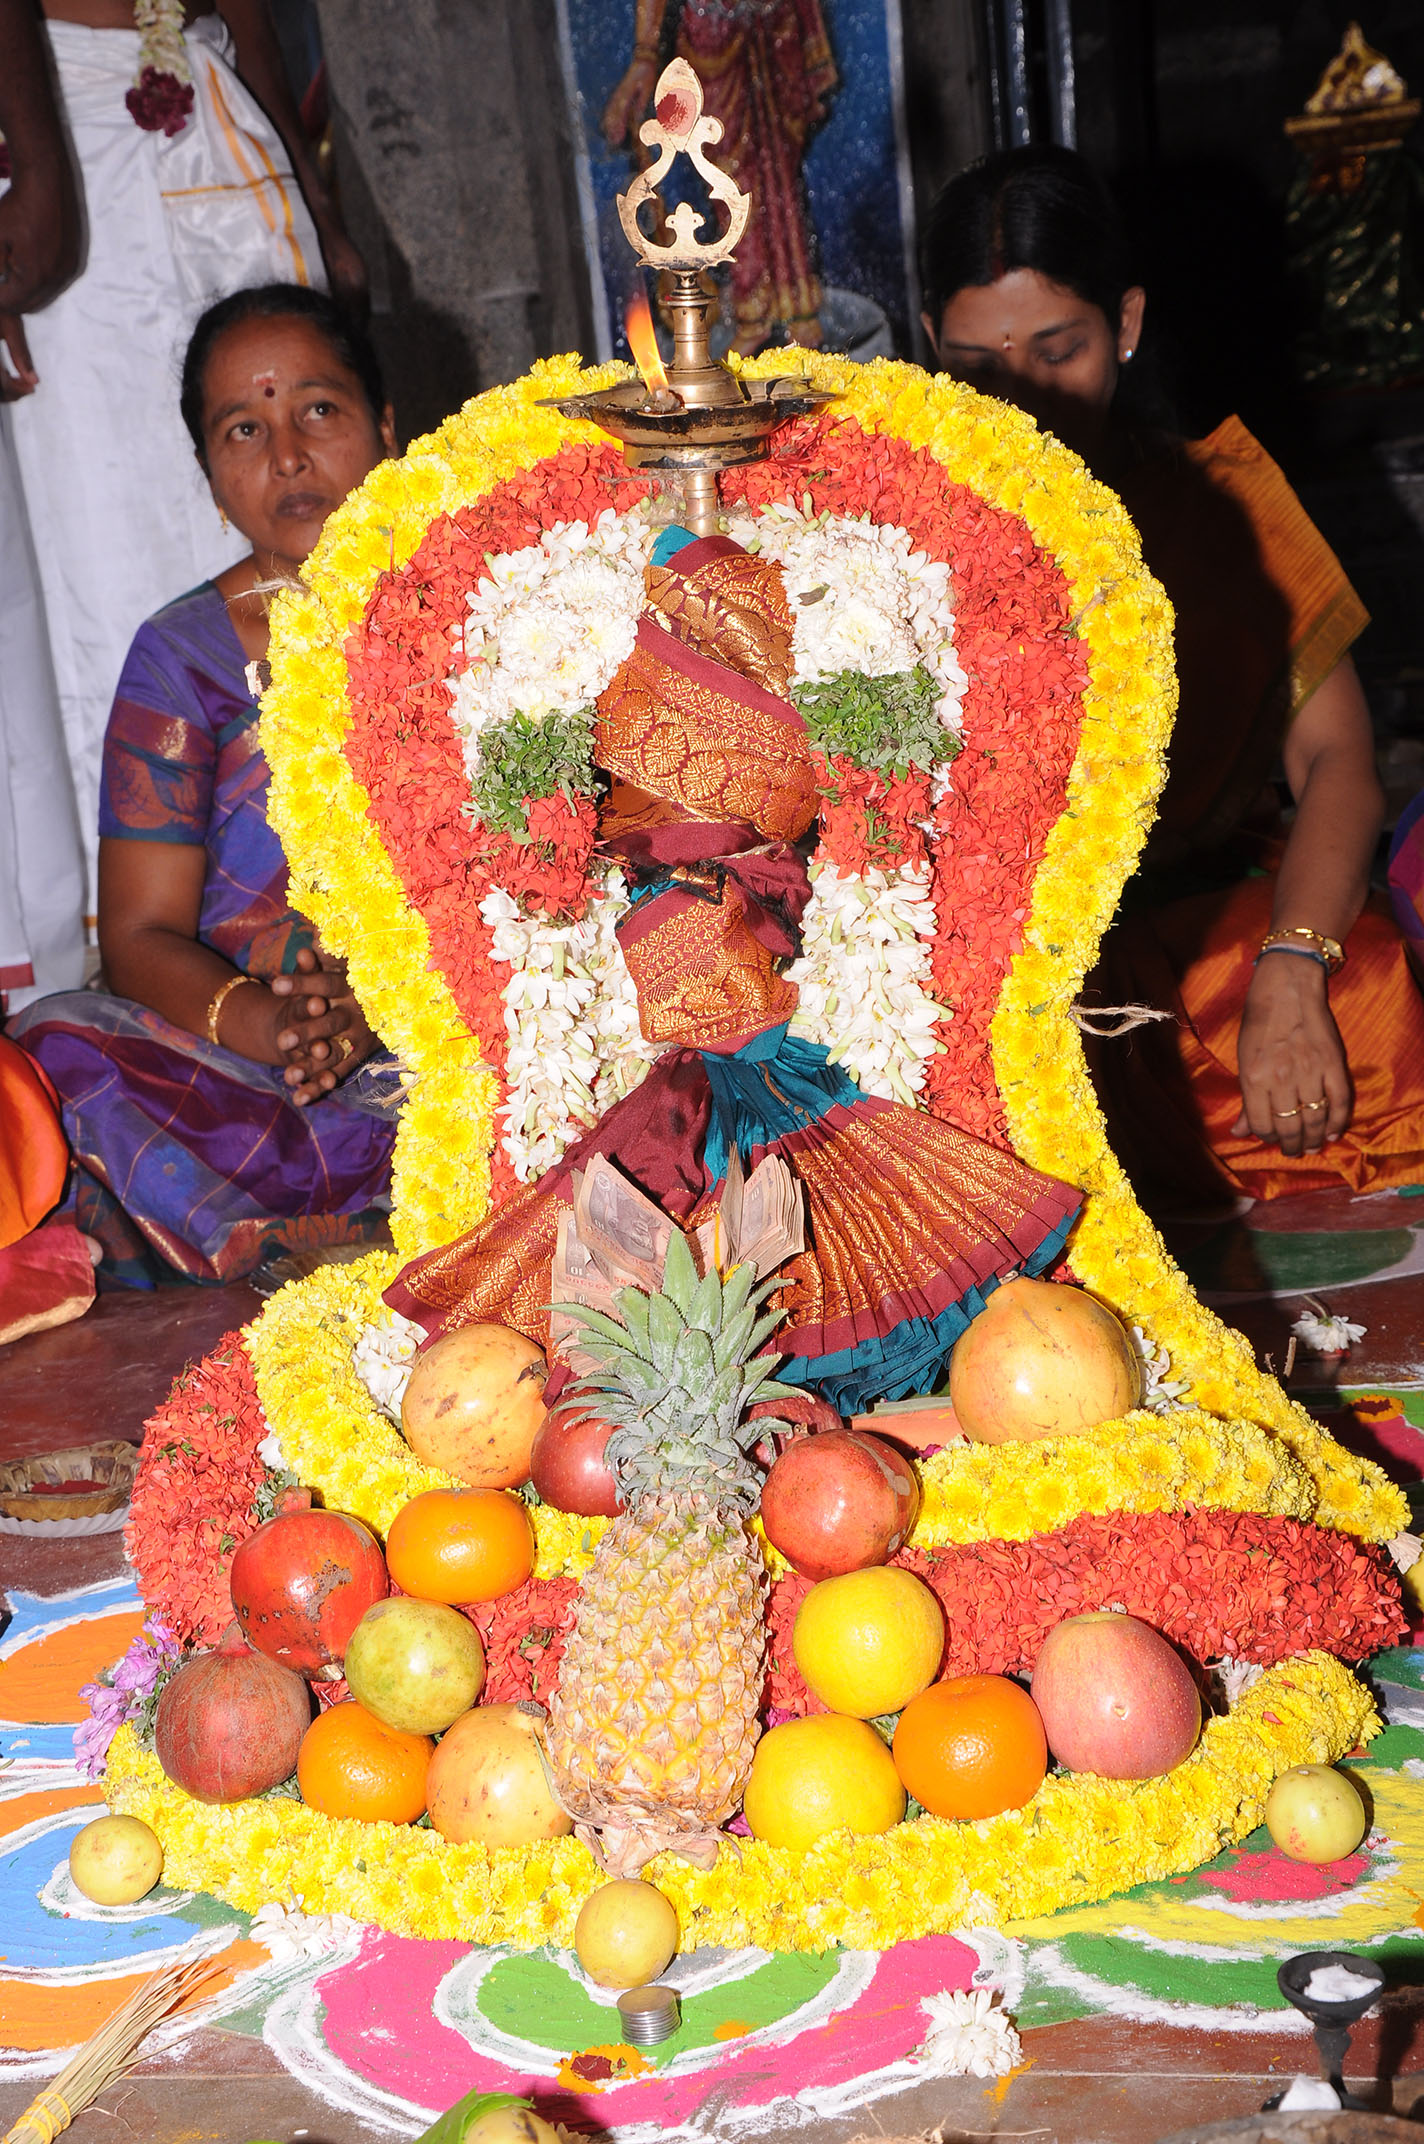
2, 1945, 226, 2144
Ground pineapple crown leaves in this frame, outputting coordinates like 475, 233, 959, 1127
558, 1230, 798, 1512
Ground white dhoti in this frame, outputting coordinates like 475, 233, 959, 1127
0, 412, 86, 1009
5, 14, 326, 915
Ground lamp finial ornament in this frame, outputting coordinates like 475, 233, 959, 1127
616, 58, 750, 269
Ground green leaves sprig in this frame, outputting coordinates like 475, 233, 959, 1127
792, 664, 960, 780
469, 706, 597, 839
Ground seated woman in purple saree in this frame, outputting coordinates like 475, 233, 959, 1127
11, 287, 400, 1286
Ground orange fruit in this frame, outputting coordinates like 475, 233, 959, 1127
891, 1673, 1047, 1821
385, 1487, 535, 1604
296, 1700, 433, 1823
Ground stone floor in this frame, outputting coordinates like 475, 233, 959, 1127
3, 1192, 1423, 2143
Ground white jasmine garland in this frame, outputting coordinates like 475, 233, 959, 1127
916, 1986, 1023, 2077
483, 873, 659, 1182
1212, 1658, 1266, 1706
787, 860, 948, 1103
725, 502, 968, 747
1131, 1324, 1192, 1413
447, 512, 652, 783
352, 1309, 423, 1424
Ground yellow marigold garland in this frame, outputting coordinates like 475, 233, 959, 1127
104, 1651, 1375, 1952
243, 1256, 1315, 1573
258, 349, 1403, 1551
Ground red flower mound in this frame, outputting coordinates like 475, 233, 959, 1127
463, 1573, 580, 1704
127, 1337, 269, 1648
763, 1507, 1407, 1715
341, 415, 1087, 1152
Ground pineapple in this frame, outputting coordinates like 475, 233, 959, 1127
545, 1228, 793, 1876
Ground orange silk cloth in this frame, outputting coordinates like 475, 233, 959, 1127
0, 1035, 69, 1250
596, 538, 818, 848
1090, 877, 1424, 1204
1118, 415, 1368, 864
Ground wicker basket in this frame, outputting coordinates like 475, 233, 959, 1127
0, 1442, 139, 1523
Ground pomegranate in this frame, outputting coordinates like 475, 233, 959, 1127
529, 1403, 622, 1517
749, 1389, 843, 1468
760, 1430, 919, 1580
154, 1622, 311, 1802
402, 1324, 547, 1488
1030, 1612, 1201, 1779
949, 1278, 1143, 1444
426, 1701, 573, 1847
230, 1506, 388, 1677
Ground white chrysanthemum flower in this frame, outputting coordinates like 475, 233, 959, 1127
249, 1902, 366, 1963
448, 512, 652, 767
917, 1986, 1022, 2077
485, 871, 659, 1181
1212, 1658, 1266, 1706
352, 1309, 423, 1423
787, 860, 948, 1103
1291, 1305, 1367, 1355
1130, 1324, 1192, 1413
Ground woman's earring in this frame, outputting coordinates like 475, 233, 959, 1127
218, 505, 228, 529
1122, 347, 1135, 361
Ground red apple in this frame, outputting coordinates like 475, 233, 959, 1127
1030, 1612, 1201, 1779
759, 1430, 919, 1580
529, 1404, 623, 1518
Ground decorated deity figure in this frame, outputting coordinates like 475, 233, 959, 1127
387, 526, 1081, 1413
603, 0, 837, 350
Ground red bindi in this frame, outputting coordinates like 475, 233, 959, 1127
263, 385, 275, 397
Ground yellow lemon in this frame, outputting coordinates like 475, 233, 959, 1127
68, 1815, 163, 1904
574, 1878, 678, 1989
793, 1566, 944, 1717
743, 1714, 906, 1850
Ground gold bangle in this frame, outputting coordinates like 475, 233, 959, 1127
1256, 926, 1345, 975
206, 971, 256, 1046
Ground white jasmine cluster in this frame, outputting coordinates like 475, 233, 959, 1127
1212, 1658, 1266, 1706
483, 875, 659, 1182
249, 1902, 367, 1963
917, 1986, 1023, 2078
447, 511, 653, 771
725, 502, 967, 742
1131, 1324, 1192, 1413
351, 1308, 423, 1423
787, 861, 948, 1103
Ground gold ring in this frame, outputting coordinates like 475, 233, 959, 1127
333, 1034, 354, 1065
1273, 1105, 1300, 1118
1302, 1096, 1328, 1111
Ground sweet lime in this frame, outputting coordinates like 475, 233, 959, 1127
743, 1713, 906, 1849
792, 1565, 944, 1717
574, 1878, 678, 1989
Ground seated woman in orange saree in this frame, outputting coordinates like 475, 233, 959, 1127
0, 1035, 94, 1344
920, 144, 1424, 1212
1087, 419, 1424, 1207
387, 528, 1080, 1408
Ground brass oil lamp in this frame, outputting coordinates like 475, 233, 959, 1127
543, 58, 833, 535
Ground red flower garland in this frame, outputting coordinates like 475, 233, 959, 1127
126, 1335, 269, 1647
764, 1509, 1407, 1714
129, 1349, 1405, 1702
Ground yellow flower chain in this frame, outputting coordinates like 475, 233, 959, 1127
244, 1257, 1314, 1570
104, 1652, 1375, 1953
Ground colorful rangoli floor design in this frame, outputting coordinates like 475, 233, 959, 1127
5, 1412, 1424, 2141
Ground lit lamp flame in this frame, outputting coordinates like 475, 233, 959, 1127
625, 287, 675, 404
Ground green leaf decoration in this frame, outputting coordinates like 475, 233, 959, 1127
470, 707, 596, 837
791, 664, 959, 779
